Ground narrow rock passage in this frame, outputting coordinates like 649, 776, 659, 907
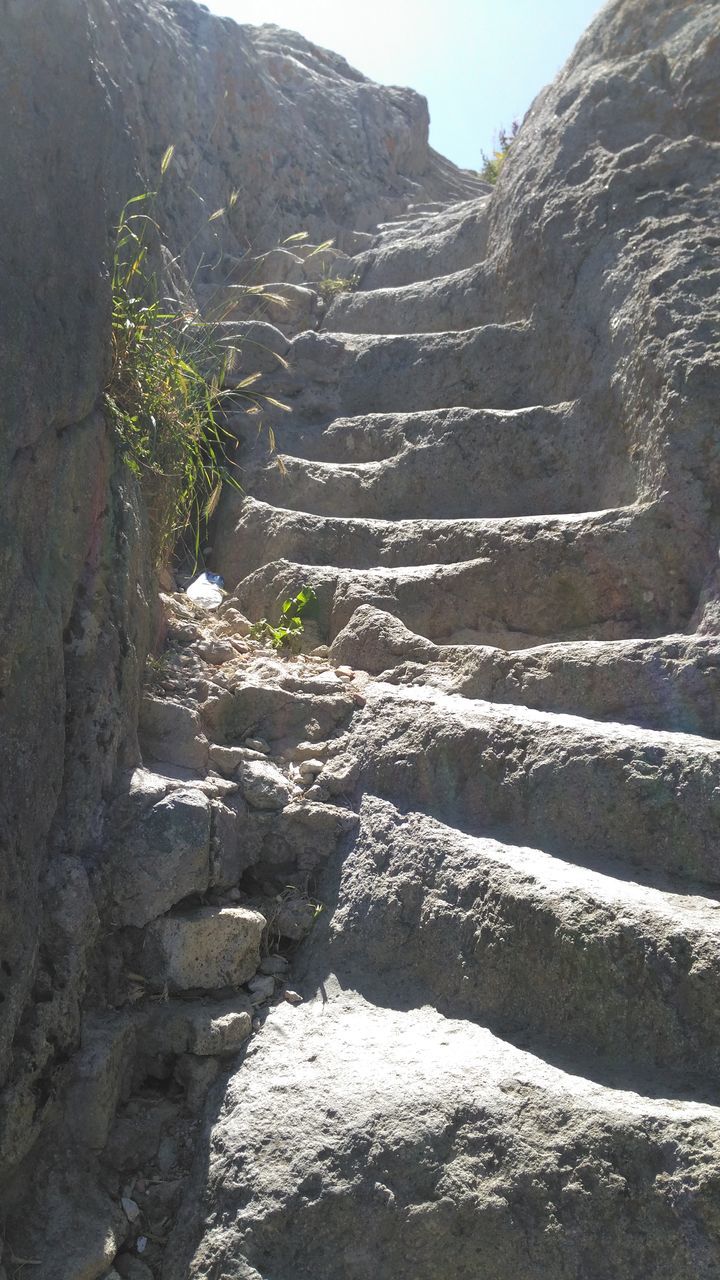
166, 5, 720, 1273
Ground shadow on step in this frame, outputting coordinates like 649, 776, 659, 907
291, 795, 720, 1107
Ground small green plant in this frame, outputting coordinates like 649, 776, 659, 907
480, 120, 520, 184
105, 146, 292, 568
250, 586, 317, 651
105, 189, 241, 565
316, 274, 359, 303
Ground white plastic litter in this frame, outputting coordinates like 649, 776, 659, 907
186, 571, 225, 609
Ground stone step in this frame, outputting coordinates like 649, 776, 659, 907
221, 503, 702, 645
196, 280, 322, 334
330, 605, 720, 738
372, 202, 478, 242
334, 683, 720, 885
326, 795, 720, 1085
245, 323, 571, 426
353, 197, 490, 289
236, 402, 584, 466
232, 403, 634, 518
325, 260, 500, 334
165, 993, 720, 1280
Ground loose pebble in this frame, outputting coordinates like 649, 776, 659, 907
122, 1196, 140, 1223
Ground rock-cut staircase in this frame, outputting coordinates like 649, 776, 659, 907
171, 183, 720, 1279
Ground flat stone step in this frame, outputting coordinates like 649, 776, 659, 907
165, 992, 720, 1280
233, 402, 634, 518
325, 260, 500, 334
335, 683, 720, 885
253, 322, 563, 423
325, 795, 720, 1085
222, 503, 703, 645
353, 197, 490, 289
329, 604, 720, 737
196, 280, 322, 334
236, 402, 584, 466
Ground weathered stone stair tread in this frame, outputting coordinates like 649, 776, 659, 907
253, 402, 588, 466
270, 322, 559, 420
236, 405, 634, 518
225, 496, 660, 568
227, 502, 701, 645
327, 796, 720, 1084
355, 197, 490, 289
326, 260, 500, 335
167, 993, 720, 1280
370, 195, 485, 242
330, 604, 720, 736
342, 682, 720, 883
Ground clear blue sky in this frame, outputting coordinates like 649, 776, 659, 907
202, 0, 605, 169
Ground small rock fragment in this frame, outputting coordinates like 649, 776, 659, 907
260, 954, 289, 976
238, 758, 291, 810
284, 989, 303, 1005
140, 906, 266, 991
217, 607, 252, 636
298, 758, 325, 780
248, 974, 276, 1005
275, 897, 318, 941
121, 1197, 140, 1223
198, 638, 237, 666
289, 740, 331, 763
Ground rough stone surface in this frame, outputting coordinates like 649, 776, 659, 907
0, 0, 151, 1190
87, 0, 486, 275
107, 787, 211, 928
169, 1, 720, 1276
5, 0, 720, 1272
238, 759, 292, 811
64, 1016, 136, 1153
141, 997, 253, 1057
0, 0, 479, 1216
168, 995, 720, 1280
139, 695, 210, 771
140, 907, 266, 992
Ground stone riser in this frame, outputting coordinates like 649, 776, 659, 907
227, 503, 702, 647
270, 321, 562, 422
345, 686, 720, 884
236, 404, 634, 520
325, 797, 720, 1086
326, 260, 500, 335
330, 605, 720, 738
353, 197, 490, 288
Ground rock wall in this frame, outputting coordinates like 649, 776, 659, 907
0, 0, 152, 1183
87, 0, 485, 274
487, 0, 720, 575
0, 0, 480, 1252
